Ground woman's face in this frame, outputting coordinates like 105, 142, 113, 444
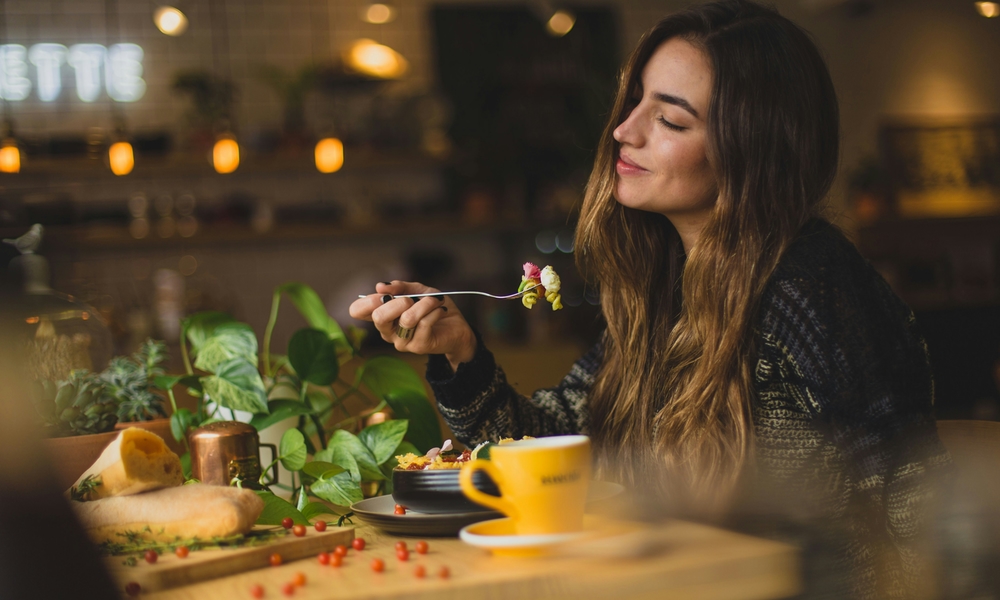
613, 38, 717, 230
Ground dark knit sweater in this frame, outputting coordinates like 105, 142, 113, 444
426, 218, 950, 598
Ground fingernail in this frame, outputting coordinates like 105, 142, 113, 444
381, 295, 392, 304
440, 306, 448, 312
434, 295, 445, 302
381, 281, 392, 285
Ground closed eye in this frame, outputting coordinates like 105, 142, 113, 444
658, 116, 687, 132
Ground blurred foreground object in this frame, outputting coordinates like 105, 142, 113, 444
0, 286, 119, 598
935, 420, 1000, 596
5, 224, 113, 382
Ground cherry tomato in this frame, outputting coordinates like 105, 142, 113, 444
393, 504, 406, 515
415, 540, 429, 554
175, 546, 190, 559
269, 553, 283, 567
292, 525, 306, 537
144, 549, 158, 564
333, 544, 348, 557
438, 565, 450, 579
317, 551, 330, 565
371, 557, 385, 572
414, 565, 426, 578
351, 537, 366, 551
292, 572, 307, 587
281, 581, 296, 596
314, 521, 327, 532
394, 540, 407, 552
249, 583, 265, 598
281, 517, 293, 529
396, 548, 409, 561
330, 553, 343, 567
125, 582, 141, 597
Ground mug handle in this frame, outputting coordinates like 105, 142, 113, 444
260, 443, 279, 486
460, 461, 518, 519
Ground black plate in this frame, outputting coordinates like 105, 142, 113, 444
351, 495, 501, 537
391, 468, 500, 514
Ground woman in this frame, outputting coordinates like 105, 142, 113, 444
350, 1, 948, 596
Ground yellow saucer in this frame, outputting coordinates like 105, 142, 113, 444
459, 515, 604, 557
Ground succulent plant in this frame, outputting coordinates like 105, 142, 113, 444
31, 339, 170, 436
31, 370, 118, 436
102, 339, 168, 423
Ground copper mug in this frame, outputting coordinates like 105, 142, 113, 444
189, 421, 277, 489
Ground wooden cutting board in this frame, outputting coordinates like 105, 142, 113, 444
104, 526, 354, 594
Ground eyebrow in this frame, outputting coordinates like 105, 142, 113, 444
652, 92, 699, 119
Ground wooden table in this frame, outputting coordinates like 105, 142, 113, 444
146, 520, 799, 600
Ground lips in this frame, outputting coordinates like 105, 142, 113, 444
615, 153, 648, 176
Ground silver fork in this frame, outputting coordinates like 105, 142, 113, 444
358, 284, 540, 301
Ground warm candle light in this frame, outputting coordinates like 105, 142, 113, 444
546, 10, 576, 37
315, 137, 344, 173
154, 6, 189, 35
976, 1, 1000, 16
344, 39, 408, 79
213, 136, 239, 174
0, 139, 21, 173
108, 141, 134, 175
362, 3, 396, 24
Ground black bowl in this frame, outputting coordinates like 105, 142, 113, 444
391, 468, 501, 514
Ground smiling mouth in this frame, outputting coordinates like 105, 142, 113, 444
616, 153, 648, 175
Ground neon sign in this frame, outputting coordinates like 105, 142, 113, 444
0, 43, 145, 102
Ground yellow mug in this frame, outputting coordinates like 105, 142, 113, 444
459, 435, 591, 535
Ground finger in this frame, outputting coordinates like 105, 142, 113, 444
377, 280, 441, 298
395, 305, 449, 353
348, 294, 383, 321
372, 297, 414, 341
397, 296, 447, 329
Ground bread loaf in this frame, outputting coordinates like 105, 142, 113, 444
69, 427, 184, 500
72, 483, 264, 543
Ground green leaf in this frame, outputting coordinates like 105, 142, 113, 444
182, 312, 237, 354
310, 471, 363, 507
359, 356, 427, 399
200, 358, 269, 414
384, 391, 443, 454
275, 283, 348, 347
296, 487, 309, 511
154, 375, 183, 390
287, 328, 339, 385
301, 502, 342, 521
301, 461, 346, 479
249, 400, 314, 432
254, 490, 309, 526
195, 322, 259, 373
170, 408, 194, 443
329, 429, 386, 481
313, 445, 361, 482
279, 428, 307, 471
359, 420, 409, 465
180, 452, 192, 480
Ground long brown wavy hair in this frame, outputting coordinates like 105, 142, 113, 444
577, 0, 839, 509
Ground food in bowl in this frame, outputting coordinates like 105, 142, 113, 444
390, 438, 533, 514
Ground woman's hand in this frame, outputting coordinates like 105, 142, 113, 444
348, 281, 476, 371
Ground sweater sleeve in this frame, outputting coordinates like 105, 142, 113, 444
759, 264, 950, 597
424, 334, 601, 447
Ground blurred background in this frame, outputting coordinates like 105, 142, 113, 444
0, 0, 997, 417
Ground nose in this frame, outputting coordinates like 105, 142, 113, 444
613, 106, 642, 147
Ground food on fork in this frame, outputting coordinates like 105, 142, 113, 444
519, 262, 563, 310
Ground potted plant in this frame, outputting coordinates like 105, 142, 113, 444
161, 282, 442, 524
32, 339, 187, 488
